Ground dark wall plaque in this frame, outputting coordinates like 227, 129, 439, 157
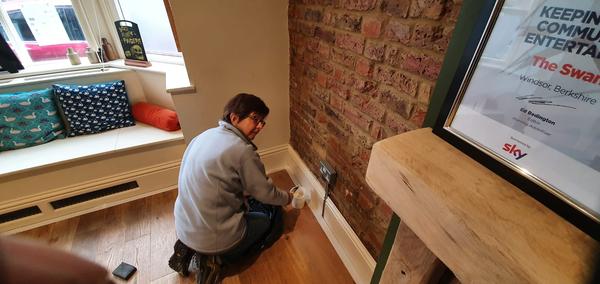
114, 20, 149, 62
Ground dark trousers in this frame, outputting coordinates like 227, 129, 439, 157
220, 198, 283, 264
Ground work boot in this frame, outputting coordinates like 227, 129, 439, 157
196, 255, 222, 284
168, 239, 195, 277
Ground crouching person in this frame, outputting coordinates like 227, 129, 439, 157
169, 93, 292, 283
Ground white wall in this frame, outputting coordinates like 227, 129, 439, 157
169, 0, 290, 149
134, 70, 175, 109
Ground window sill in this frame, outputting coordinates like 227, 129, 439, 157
109, 59, 192, 91
0, 58, 191, 92
0, 58, 106, 80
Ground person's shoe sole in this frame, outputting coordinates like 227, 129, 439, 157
196, 255, 221, 284
168, 240, 195, 277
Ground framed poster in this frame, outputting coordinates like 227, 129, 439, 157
433, 0, 600, 240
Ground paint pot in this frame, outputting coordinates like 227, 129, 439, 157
291, 186, 306, 209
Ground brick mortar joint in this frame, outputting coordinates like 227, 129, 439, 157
373, 63, 441, 85
292, 4, 458, 27
325, 8, 393, 19
312, 96, 377, 137
384, 111, 421, 129
292, 53, 444, 87
344, 107, 382, 128
290, 23, 451, 60
295, 50, 429, 105
382, 39, 448, 57
379, 86, 420, 105
307, 18, 455, 35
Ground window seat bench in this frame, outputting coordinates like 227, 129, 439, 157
0, 67, 187, 234
0, 124, 186, 234
0, 123, 183, 176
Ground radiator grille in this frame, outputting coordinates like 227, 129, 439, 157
0, 206, 42, 224
50, 181, 139, 209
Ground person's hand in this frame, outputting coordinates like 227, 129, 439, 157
289, 186, 308, 209
0, 237, 114, 284
289, 185, 299, 194
286, 191, 293, 205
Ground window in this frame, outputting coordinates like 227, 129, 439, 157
55, 5, 84, 41
0, 0, 182, 73
0, 23, 8, 40
114, 0, 179, 56
8, 10, 35, 41
0, 0, 89, 64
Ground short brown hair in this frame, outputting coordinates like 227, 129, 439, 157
222, 93, 269, 123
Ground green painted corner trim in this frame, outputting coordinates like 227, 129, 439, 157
370, 214, 400, 284
423, 0, 490, 128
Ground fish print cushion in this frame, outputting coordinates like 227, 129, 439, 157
53, 80, 135, 137
0, 88, 66, 152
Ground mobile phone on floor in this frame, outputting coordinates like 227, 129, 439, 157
112, 262, 137, 280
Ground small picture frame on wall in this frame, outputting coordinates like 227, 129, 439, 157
114, 20, 152, 67
433, 0, 599, 240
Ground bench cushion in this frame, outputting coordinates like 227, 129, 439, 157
53, 80, 135, 137
0, 88, 66, 151
132, 102, 180, 131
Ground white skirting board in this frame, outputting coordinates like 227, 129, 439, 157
259, 144, 376, 284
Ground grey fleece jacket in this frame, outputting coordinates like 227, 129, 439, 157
174, 121, 289, 254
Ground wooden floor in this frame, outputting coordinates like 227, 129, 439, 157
17, 170, 354, 284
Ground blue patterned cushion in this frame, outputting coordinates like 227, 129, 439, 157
0, 88, 66, 151
53, 80, 135, 137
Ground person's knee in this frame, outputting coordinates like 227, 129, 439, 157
246, 212, 271, 234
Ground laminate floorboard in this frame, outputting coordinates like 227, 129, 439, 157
17, 170, 354, 284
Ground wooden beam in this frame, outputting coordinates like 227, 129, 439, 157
366, 128, 598, 283
381, 221, 445, 283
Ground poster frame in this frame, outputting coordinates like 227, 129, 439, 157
432, 0, 600, 240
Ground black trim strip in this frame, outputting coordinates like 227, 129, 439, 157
0, 206, 42, 224
50, 181, 139, 209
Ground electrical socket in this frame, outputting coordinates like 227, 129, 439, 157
319, 160, 337, 187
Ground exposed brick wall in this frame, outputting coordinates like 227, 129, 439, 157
289, 0, 462, 258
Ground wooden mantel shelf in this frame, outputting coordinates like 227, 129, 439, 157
366, 128, 598, 283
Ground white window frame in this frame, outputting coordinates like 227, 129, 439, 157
0, 0, 104, 68
0, 0, 181, 76
0, 3, 33, 65
80, 0, 183, 63
111, 0, 181, 58
71, 0, 121, 58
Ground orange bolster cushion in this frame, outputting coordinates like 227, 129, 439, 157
131, 102, 181, 131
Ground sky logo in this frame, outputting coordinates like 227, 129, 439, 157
502, 143, 528, 160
